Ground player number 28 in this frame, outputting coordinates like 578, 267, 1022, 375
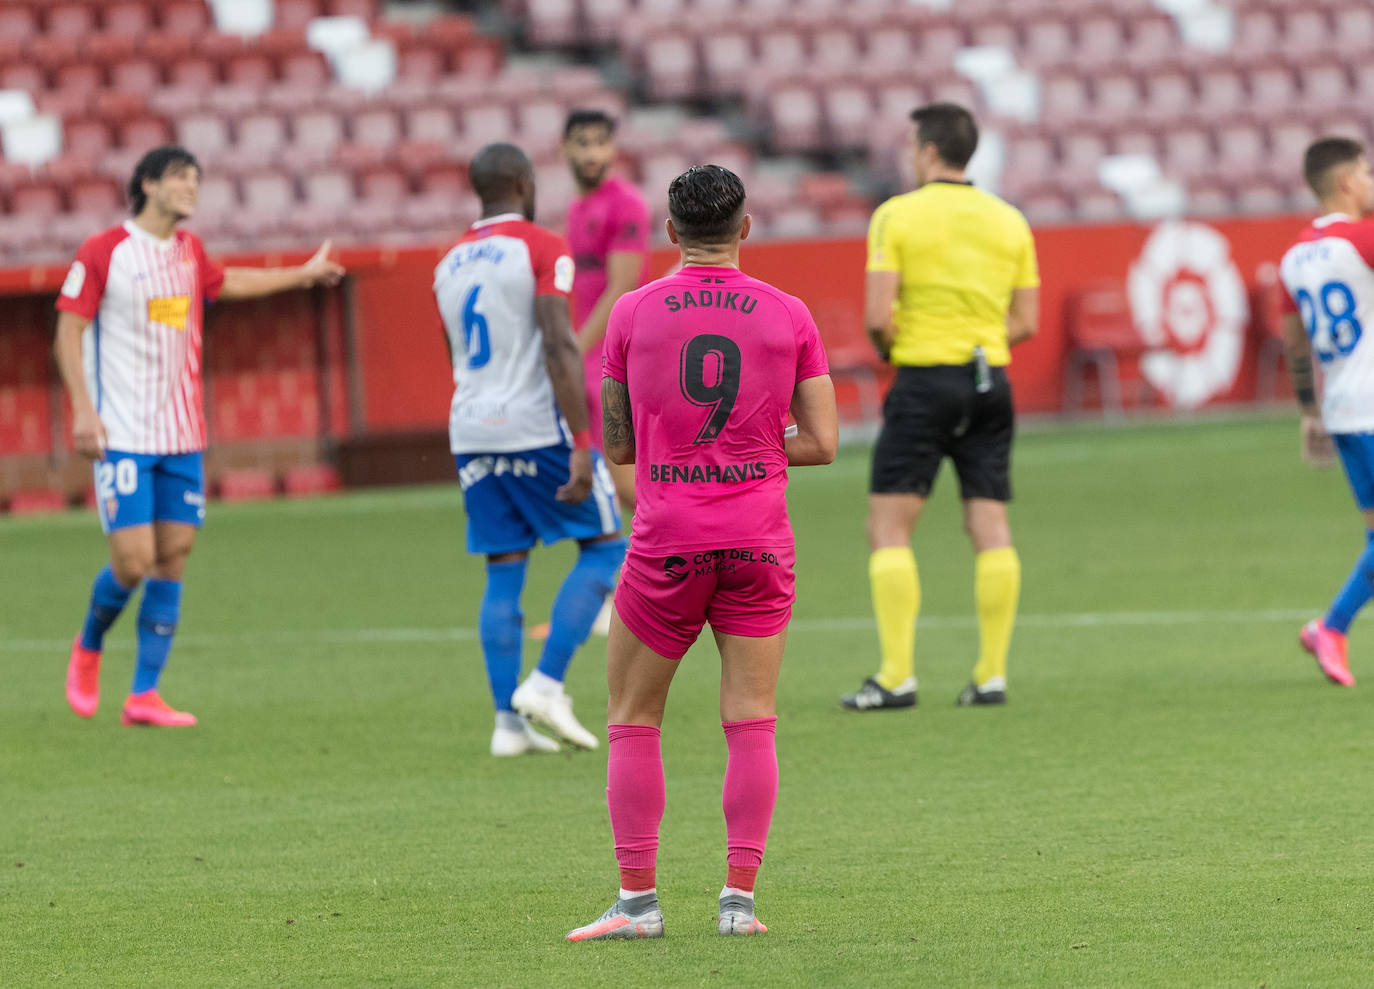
460, 286, 491, 370
679, 333, 742, 444
1295, 280, 1363, 364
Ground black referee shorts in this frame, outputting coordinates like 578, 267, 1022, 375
870, 364, 1014, 502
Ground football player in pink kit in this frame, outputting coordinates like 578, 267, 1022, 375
1279, 137, 1374, 687
566, 166, 837, 941
563, 109, 650, 512
56, 146, 343, 727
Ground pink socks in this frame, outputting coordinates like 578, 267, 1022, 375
607, 724, 665, 891
606, 717, 779, 896
722, 716, 778, 887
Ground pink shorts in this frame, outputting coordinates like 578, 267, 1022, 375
614, 544, 796, 660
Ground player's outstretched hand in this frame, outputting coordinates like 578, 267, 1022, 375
1301, 413, 1336, 469
301, 240, 345, 288
72, 407, 107, 461
557, 448, 594, 503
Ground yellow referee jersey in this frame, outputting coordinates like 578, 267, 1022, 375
866, 181, 1039, 367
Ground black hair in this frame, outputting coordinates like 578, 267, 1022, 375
667, 164, 746, 244
128, 145, 200, 214
563, 108, 617, 140
909, 103, 979, 169
469, 142, 533, 205
1304, 136, 1366, 197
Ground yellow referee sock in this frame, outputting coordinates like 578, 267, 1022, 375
870, 546, 918, 691
972, 547, 1021, 687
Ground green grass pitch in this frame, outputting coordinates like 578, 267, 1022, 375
3, 415, 1373, 987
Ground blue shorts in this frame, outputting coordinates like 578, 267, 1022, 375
1335, 433, 1374, 511
455, 444, 621, 555
94, 451, 206, 534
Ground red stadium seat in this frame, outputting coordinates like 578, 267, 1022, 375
1160, 126, 1213, 181
168, 57, 220, 91
225, 54, 275, 88
404, 106, 457, 145
1140, 66, 1194, 126
1092, 72, 1141, 124
768, 85, 823, 153
0, 63, 46, 93
9, 182, 65, 217
45, 4, 97, 40
280, 51, 330, 87
395, 41, 446, 83
1232, 7, 1280, 58
275, 0, 324, 30
109, 58, 164, 94
351, 108, 401, 149
1247, 63, 1297, 108
84, 34, 137, 67
0, 7, 38, 44
329, 0, 379, 19
65, 118, 114, 158
141, 31, 196, 65
700, 30, 753, 95
1332, 6, 1374, 57
176, 114, 231, 156
460, 104, 513, 148
69, 177, 123, 215
119, 117, 173, 150
161, 1, 212, 36
357, 165, 409, 204
291, 110, 346, 161
1075, 13, 1126, 68
864, 25, 915, 74
642, 34, 697, 101
1187, 181, 1233, 217
525, 0, 579, 47
1021, 17, 1072, 68
1282, 8, 1331, 58
53, 62, 105, 97
236, 113, 288, 156
1123, 12, 1176, 69
1065, 280, 1148, 416
242, 173, 297, 213
302, 169, 356, 208
195, 175, 238, 219
1235, 180, 1286, 216
419, 163, 468, 198
103, 3, 156, 37
1215, 120, 1266, 180
1295, 59, 1349, 112
1195, 66, 1245, 117
823, 82, 874, 149
812, 25, 862, 80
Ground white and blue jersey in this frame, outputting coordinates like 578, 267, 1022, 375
435, 213, 619, 553
1281, 213, 1374, 507
1280, 213, 1374, 434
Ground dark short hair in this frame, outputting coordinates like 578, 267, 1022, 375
563, 109, 617, 140
469, 142, 533, 204
128, 145, 200, 214
1304, 136, 1366, 197
909, 103, 979, 169
668, 165, 746, 244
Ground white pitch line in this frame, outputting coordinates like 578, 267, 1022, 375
0, 608, 1316, 653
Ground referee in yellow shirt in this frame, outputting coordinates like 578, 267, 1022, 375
841, 103, 1040, 711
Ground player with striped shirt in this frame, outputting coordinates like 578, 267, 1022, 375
57, 146, 343, 727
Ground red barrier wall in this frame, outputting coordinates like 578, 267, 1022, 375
0, 213, 1314, 474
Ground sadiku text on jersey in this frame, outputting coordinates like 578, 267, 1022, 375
662, 288, 759, 314
649, 462, 768, 484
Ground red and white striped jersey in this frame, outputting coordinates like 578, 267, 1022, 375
57, 220, 225, 454
1280, 213, 1374, 433
434, 213, 577, 454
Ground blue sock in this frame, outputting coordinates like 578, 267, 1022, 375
537, 538, 626, 682
80, 565, 136, 651
480, 559, 528, 711
1326, 530, 1374, 634
133, 579, 182, 694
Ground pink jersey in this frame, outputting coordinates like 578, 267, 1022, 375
57, 221, 225, 455
602, 264, 830, 554
1279, 213, 1374, 433
567, 175, 651, 328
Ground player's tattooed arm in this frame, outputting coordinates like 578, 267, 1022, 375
1281, 312, 1318, 412
601, 377, 636, 465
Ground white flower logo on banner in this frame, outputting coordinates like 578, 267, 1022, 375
1127, 220, 1250, 409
